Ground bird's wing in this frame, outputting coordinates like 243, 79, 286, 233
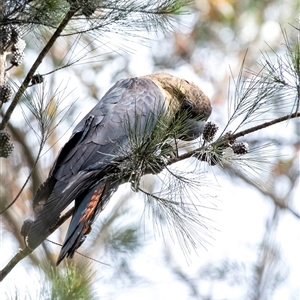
53, 76, 166, 179
27, 77, 166, 250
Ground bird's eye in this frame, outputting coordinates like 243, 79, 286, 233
182, 100, 193, 110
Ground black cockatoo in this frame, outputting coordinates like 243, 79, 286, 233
26, 72, 212, 265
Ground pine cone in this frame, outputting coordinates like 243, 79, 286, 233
0, 130, 10, 144
0, 142, 14, 158
12, 38, 26, 52
31, 74, 44, 85
0, 25, 12, 50
0, 130, 14, 158
11, 25, 22, 43
202, 121, 219, 142
10, 49, 25, 66
0, 25, 23, 51
0, 84, 13, 103
232, 142, 249, 155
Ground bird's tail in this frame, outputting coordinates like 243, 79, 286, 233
56, 180, 110, 265
27, 171, 117, 264
27, 171, 102, 250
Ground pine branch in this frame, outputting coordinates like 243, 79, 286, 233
0, 247, 33, 282
167, 111, 300, 165
1, 109, 299, 281
0, 207, 74, 282
231, 112, 300, 139
0, 7, 78, 131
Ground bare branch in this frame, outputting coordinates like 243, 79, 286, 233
225, 165, 300, 219
0, 247, 33, 282
0, 207, 74, 282
231, 112, 300, 140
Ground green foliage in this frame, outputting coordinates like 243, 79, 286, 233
0, 1, 191, 35
21, 81, 75, 144
49, 263, 96, 300
259, 30, 300, 113
1, 0, 69, 29
114, 106, 218, 257
4, 264, 96, 300
116, 103, 204, 189
108, 227, 142, 253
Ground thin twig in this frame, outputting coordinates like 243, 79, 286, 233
0, 8, 77, 131
0, 247, 33, 282
0, 141, 44, 214
0, 207, 74, 282
46, 240, 111, 266
231, 112, 300, 140
168, 112, 300, 165
226, 165, 300, 219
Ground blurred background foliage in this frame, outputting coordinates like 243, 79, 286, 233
1, 0, 299, 299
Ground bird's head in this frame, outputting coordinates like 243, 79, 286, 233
144, 72, 212, 140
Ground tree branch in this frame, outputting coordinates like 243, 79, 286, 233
225, 165, 300, 219
1, 111, 299, 281
231, 112, 300, 140
0, 247, 33, 282
0, 8, 77, 131
167, 112, 300, 165
0, 207, 74, 282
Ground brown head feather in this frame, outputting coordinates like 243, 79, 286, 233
143, 72, 212, 120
